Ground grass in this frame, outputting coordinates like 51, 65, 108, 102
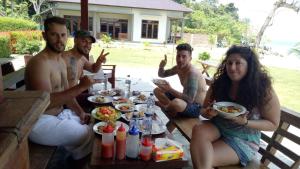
90, 45, 300, 113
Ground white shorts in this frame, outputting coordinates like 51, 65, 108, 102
29, 109, 93, 160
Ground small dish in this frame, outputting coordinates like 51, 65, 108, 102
87, 95, 112, 104
115, 103, 135, 112
93, 121, 129, 135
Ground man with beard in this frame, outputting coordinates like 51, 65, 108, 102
25, 16, 94, 160
153, 43, 207, 130
63, 30, 109, 87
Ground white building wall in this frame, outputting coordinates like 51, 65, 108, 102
132, 9, 168, 43
53, 2, 185, 43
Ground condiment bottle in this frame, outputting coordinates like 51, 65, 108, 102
101, 124, 114, 159
140, 136, 153, 161
126, 125, 140, 159
116, 124, 126, 160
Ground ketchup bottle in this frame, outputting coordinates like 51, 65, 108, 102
101, 124, 114, 159
116, 123, 126, 160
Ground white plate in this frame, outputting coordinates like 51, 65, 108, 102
129, 95, 147, 104
213, 102, 246, 118
98, 90, 117, 96
93, 121, 129, 135
135, 104, 161, 114
87, 95, 112, 104
121, 111, 145, 121
151, 121, 166, 135
115, 103, 135, 112
152, 78, 167, 85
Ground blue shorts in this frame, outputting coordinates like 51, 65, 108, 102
165, 92, 201, 118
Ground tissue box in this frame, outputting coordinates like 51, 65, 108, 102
153, 138, 184, 162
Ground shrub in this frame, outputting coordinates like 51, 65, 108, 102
14, 38, 41, 54
198, 52, 211, 61
0, 17, 38, 31
65, 38, 74, 51
101, 33, 112, 47
10, 31, 42, 53
0, 36, 11, 58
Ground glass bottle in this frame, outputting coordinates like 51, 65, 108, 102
146, 93, 155, 115
104, 73, 108, 90
116, 124, 126, 160
101, 124, 114, 159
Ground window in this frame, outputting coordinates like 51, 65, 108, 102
141, 20, 159, 39
100, 18, 128, 39
64, 15, 93, 35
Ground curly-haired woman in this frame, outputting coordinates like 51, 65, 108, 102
190, 45, 281, 169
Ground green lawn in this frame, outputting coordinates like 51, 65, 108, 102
90, 46, 300, 112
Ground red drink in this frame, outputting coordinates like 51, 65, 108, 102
101, 143, 114, 158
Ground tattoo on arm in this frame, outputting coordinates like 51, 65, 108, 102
183, 75, 198, 103
158, 66, 177, 77
68, 57, 77, 81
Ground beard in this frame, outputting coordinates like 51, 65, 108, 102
46, 41, 66, 53
77, 46, 90, 56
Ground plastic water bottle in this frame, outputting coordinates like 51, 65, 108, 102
103, 73, 108, 90
146, 93, 155, 109
146, 93, 155, 115
124, 75, 131, 98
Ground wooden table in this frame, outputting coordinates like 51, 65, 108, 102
197, 60, 218, 77
0, 91, 50, 169
89, 130, 188, 169
88, 105, 188, 169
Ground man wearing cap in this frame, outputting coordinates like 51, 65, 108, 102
63, 30, 109, 87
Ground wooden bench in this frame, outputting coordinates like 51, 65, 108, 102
170, 76, 300, 169
1, 63, 57, 169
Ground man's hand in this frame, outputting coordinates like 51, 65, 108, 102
79, 75, 94, 89
159, 55, 167, 68
96, 49, 109, 65
157, 80, 171, 92
80, 112, 91, 124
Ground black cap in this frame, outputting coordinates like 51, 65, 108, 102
74, 30, 96, 43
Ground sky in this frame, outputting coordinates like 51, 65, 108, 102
217, 0, 300, 53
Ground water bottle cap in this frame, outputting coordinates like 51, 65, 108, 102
103, 124, 114, 133
129, 125, 139, 135
117, 123, 126, 132
142, 137, 152, 146
150, 93, 153, 96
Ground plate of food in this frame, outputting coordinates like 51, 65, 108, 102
121, 110, 145, 121
91, 106, 121, 121
98, 89, 117, 96
112, 97, 131, 106
115, 103, 135, 112
152, 78, 167, 85
87, 95, 112, 104
213, 102, 246, 118
129, 94, 147, 104
93, 121, 129, 135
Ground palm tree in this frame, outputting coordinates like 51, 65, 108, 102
289, 42, 300, 58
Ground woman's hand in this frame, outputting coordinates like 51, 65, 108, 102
201, 106, 218, 119
229, 112, 248, 125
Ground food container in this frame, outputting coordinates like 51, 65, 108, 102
101, 125, 114, 159
152, 138, 184, 162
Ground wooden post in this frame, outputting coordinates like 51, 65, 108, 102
80, 0, 89, 30
0, 67, 3, 103
80, 0, 89, 60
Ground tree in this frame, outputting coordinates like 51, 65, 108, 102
289, 42, 300, 57
29, 0, 49, 24
255, 0, 300, 48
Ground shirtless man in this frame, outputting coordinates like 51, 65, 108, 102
63, 30, 109, 87
25, 16, 94, 160
154, 43, 206, 120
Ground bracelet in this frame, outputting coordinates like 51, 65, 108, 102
244, 119, 248, 126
